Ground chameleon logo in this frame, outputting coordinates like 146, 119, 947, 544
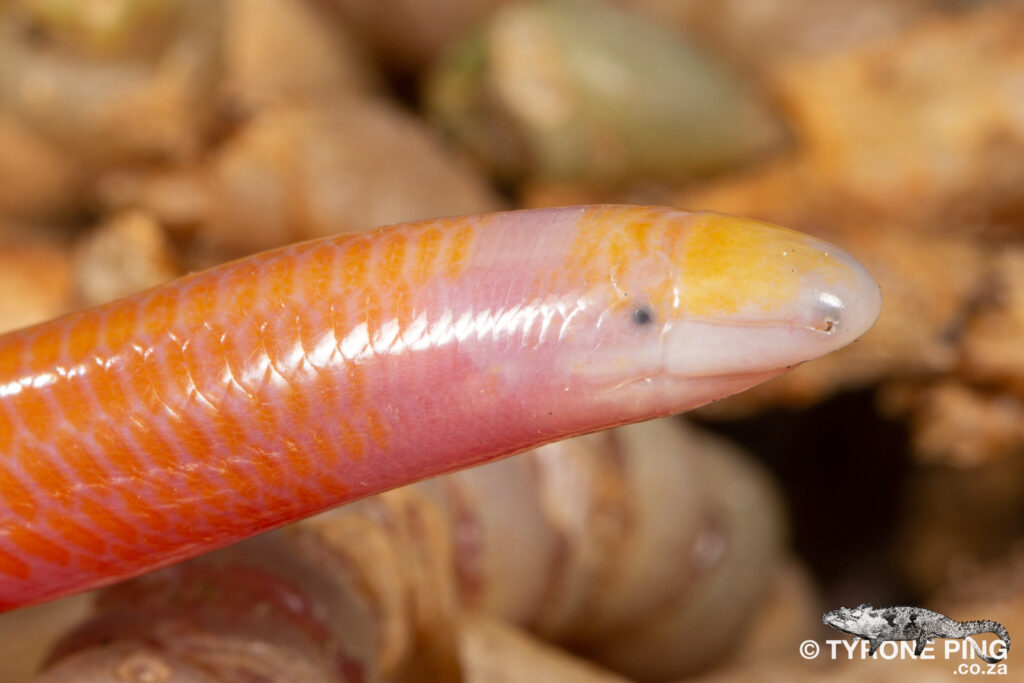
823, 604, 1010, 664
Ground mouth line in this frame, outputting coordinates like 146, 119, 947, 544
669, 316, 838, 335
600, 367, 791, 394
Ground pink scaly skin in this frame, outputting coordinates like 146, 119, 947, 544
0, 206, 881, 610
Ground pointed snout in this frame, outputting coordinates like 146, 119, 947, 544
795, 233, 883, 350
665, 213, 882, 376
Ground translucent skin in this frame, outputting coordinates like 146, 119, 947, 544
0, 206, 881, 609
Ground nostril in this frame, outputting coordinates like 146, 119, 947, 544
814, 291, 844, 334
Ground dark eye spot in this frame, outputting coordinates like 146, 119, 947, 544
632, 306, 653, 326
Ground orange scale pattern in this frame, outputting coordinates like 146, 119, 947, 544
0, 206, 780, 610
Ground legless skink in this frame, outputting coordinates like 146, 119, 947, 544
0, 206, 881, 609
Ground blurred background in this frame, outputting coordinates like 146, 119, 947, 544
0, 0, 1022, 680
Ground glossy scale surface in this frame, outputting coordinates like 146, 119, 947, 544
0, 205, 881, 609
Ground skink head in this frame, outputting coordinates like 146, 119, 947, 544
565, 206, 881, 411
657, 211, 882, 376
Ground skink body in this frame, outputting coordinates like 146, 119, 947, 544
0, 205, 881, 609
